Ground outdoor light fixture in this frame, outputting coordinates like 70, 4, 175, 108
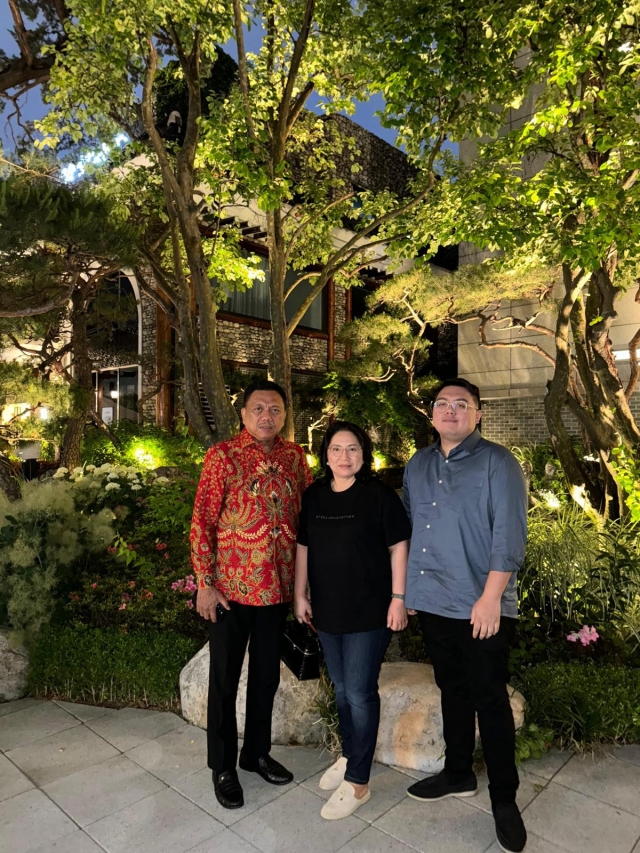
110, 389, 119, 399
40, 407, 49, 420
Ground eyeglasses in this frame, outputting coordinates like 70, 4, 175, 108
432, 400, 478, 413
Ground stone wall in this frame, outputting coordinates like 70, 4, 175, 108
140, 292, 158, 423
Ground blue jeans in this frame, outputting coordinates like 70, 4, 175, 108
318, 627, 391, 785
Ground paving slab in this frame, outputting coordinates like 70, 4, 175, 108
484, 834, 568, 853
0, 753, 34, 801
335, 825, 419, 853
614, 744, 640, 768
126, 724, 208, 784
86, 787, 224, 853
269, 743, 333, 782
524, 780, 640, 853
373, 793, 496, 853
465, 768, 548, 816
185, 829, 263, 853
52, 700, 116, 722
7, 722, 120, 786
233, 784, 366, 853
43, 753, 167, 826
302, 763, 411, 824
0, 698, 46, 718
86, 706, 184, 751
521, 749, 574, 781
0, 701, 79, 750
27, 829, 106, 853
171, 765, 290, 826
0, 788, 76, 853
553, 752, 640, 817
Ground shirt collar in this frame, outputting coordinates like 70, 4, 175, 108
237, 427, 284, 452
435, 428, 482, 459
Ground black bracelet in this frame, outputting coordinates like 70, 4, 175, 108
391, 593, 405, 601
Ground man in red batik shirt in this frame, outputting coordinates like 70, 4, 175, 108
190, 380, 313, 810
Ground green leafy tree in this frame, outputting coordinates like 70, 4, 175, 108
0, 170, 138, 471
370, 0, 640, 517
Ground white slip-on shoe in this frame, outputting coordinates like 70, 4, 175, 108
321, 780, 371, 820
319, 756, 348, 791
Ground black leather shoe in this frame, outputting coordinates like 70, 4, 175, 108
407, 769, 477, 802
212, 769, 244, 809
239, 753, 293, 785
493, 803, 527, 853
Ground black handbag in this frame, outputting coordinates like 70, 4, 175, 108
281, 620, 322, 680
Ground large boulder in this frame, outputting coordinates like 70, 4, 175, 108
180, 643, 324, 745
0, 628, 29, 702
179, 650, 526, 770
375, 662, 526, 773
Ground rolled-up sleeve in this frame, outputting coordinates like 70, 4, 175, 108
190, 447, 226, 589
488, 454, 528, 573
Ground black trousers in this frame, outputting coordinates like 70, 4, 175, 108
417, 611, 519, 806
207, 601, 288, 772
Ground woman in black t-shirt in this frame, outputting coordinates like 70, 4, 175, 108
294, 421, 410, 821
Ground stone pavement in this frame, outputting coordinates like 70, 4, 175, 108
1, 699, 640, 853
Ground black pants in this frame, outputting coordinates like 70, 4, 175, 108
417, 611, 519, 806
207, 601, 288, 772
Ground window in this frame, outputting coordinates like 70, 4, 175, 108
92, 367, 139, 423
219, 253, 325, 331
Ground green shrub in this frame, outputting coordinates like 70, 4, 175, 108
81, 421, 205, 471
29, 625, 201, 709
517, 662, 640, 746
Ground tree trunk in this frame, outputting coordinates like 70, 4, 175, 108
267, 209, 295, 441
0, 450, 20, 501
59, 285, 93, 469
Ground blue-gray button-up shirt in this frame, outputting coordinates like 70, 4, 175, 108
403, 430, 527, 619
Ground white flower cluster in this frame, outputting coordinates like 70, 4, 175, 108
50, 462, 156, 495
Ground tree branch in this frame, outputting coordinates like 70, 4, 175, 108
232, 0, 258, 144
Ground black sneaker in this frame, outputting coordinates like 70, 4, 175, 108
407, 770, 477, 802
493, 803, 527, 852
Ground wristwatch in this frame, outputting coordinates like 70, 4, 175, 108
391, 593, 405, 601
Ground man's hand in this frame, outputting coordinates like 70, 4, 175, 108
196, 587, 230, 622
470, 594, 501, 639
294, 595, 313, 627
387, 599, 408, 632
406, 609, 417, 616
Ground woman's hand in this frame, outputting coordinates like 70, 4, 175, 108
387, 599, 408, 631
294, 594, 313, 626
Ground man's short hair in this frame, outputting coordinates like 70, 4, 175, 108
434, 377, 482, 409
243, 379, 287, 408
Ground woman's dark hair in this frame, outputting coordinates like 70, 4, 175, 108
319, 420, 376, 483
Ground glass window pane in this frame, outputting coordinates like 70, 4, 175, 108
220, 255, 270, 320
284, 269, 324, 330
118, 368, 139, 422
100, 370, 118, 425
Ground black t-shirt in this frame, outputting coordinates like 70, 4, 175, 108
297, 478, 412, 634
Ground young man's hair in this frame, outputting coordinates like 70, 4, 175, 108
243, 379, 287, 408
319, 420, 376, 483
433, 377, 482, 409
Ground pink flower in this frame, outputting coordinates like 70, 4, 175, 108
107, 546, 117, 554
144, 590, 153, 599
121, 593, 131, 602
91, 582, 98, 589
186, 600, 194, 609
567, 625, 600, 646
129, 581, 136, 588
164, 553, 169, 560
184, 579, 197, 593
119, 603, 127, 610
156, 542, 168, 551
171, 579, 185, 591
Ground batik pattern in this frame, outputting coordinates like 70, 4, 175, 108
190, 429, 313, 605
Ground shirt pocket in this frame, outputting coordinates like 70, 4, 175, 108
441, 475, 484, 513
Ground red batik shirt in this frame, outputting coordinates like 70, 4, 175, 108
190, 429, 313, 605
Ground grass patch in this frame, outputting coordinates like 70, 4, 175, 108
29, 625, 201, 710
517, 661, 640, 747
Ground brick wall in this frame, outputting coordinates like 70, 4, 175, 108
481, 393, 640, 447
